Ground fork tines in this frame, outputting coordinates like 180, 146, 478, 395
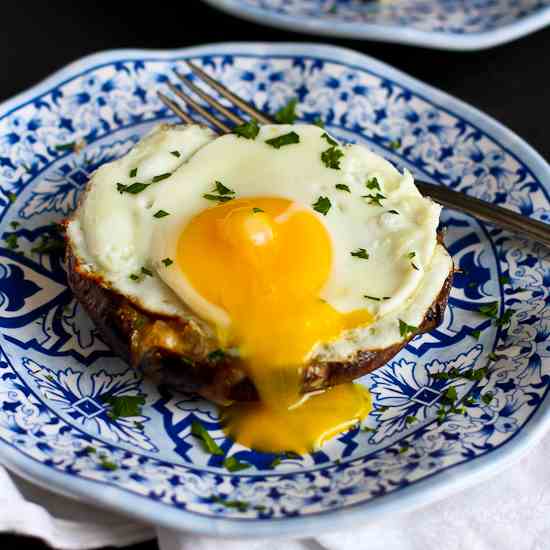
159, 60, 274, 133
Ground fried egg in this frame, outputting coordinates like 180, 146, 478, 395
67, 123, 452, 453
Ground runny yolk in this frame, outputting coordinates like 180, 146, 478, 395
178, 197, 373, 454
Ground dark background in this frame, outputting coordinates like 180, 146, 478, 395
1, 2, 548, 549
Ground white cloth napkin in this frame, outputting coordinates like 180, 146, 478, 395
2, 434, 550, 550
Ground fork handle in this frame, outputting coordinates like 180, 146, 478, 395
416, 180, 550, 247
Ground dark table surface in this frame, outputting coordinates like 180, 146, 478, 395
1, 2, 548, 549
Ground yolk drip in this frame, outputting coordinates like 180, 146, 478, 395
178, 197, 373, 453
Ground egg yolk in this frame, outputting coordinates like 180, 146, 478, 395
178, 198, 373, 453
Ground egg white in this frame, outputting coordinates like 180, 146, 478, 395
67, 123, 451, 354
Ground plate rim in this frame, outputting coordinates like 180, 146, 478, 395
203, 0, 550, 51
0, 42, 549, 538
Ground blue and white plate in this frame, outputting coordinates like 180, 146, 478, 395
0, 43, 548, 538
205, 0, 550, 50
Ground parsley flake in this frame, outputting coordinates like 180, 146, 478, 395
313, 117, 325, 129
399, 319, 417, 338
321, 146, 344, 169
154, 209, 170, 218
203, 194, 233, 203
479, 301, 499, 319
471, 329, 481, 340
351, 248, 369, 260
191, 420, 224, 456
223, 456, 252, 472
482, 392, 494, 405
4, 233, 18, 250
99, 457, 118, 471
233, 119, 260, 140
210, 495, 249, 512
129, 168, 137, 178
499, 275, 510, 284
214, 181, 235, 196
7, 192, 17, 204
55, 142, 75, 152
265, 131, 300, 149
129, 274, 140, 281
387, 209, 399, 215
496, 309, 513, 327
170, 150, 181, 158
389, 139, 401, 150
100, 395, 145, 419
407, 251, 416, 260
141, 267, 153, 277
161, 258, 173, 267
121, 182, 149, 194
364, 295, 380, 301
10, 221, 20, 229
152, 173, 171, 183
405, 415, 417, 425
84, 446, 96, 455
366, 177, 381, 191
335, 184, 351, 192
411, 262, 420, 271
275, 98, 298, 124
312, 196, 331, 216
252, 207, 264, 213
488, 352, 498, 361
363, 193, 386, 207
321, 132, 338, 146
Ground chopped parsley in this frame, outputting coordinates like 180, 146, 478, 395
45, 374, 54, 382
321, 146, 344, 169
351, 248, 369, 260
118, 182, 149, 194
223, 456, 252, 472
313, 117, 325, 129
488, 352, 498, 361
4, 233, 18, 250
275, 98, 298, 124
496, 309, 513, 327
83, 446, 96, 455
210, 495, 248, 512
321, 132, 338, 146
499, 275, 510, 284
99, 457, 118, 471
270, 456, 282, 468
482, 392, 494, 405
10, 221, 20, 229
387, 209, 399, 215
471, 329, 481, 340
252, 207, 264, 213
31, 224, 66, 255
129, 274, 140, 281
153, 209, 170, 218
389, 139, 401, 150
141, 267, 153, 277
411, 262, 420, 271
55, 142, 75, 152
129, 168, 137, 178
233, 119, 260, 140
407, 251, 416, 260
170, 150, 181, 158
134, 422, 144, 430
431, 366, 488, 382
161, 257, 173, 267
152, 173, 172, 183
191, 421, 224, 456
365, 177, 381, 191
335, 184, 350, 192
478, 301, 499, 319
312, 196, 331, 216
208, 349, 226, 363
265, 131, 300, 149
203, 181, 236, 203
203, 193, 233, 203
405, 415, 417, 425
8, 192, 17, 203
398, 443, 409, 454
398, 319, 417, 338
100, 395, 145, 419
363, 193, 386, 207
214, 181, 235, 196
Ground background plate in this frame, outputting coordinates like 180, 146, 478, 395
204, 0, 550, 50
0, 43, 548, 538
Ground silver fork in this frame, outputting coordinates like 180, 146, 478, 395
159, 61, 550, 247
